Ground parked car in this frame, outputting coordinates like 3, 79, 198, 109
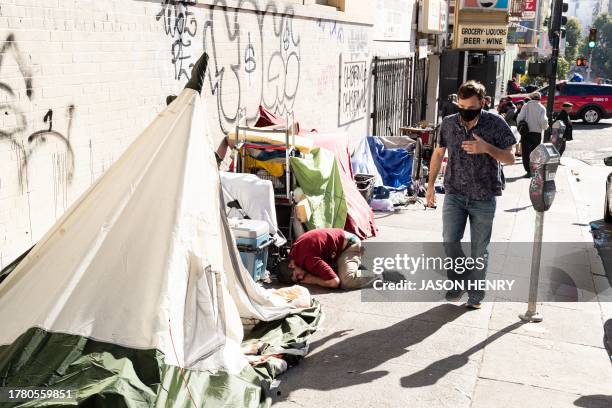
508, 81, 612, 124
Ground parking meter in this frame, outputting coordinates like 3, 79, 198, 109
529, 143, 560, 212
520, 143, 560, 323
549, 120, 566, 155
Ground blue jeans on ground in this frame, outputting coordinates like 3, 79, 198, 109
442, 194, 496, 303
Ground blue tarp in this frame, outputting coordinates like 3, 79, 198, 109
366, 136, 413, 190
570, 73, 584, 82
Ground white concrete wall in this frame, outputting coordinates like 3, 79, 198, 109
0, 0, 378, 268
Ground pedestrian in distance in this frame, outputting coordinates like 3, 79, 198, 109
516, 92, 548, 178
483, 96, 492, 111
440, 94, 459, 119
552, 102, 573, 156
513, 99, 526, 156
501, 100, 520, 151
497, 97, 510, 115
507, 74, 522, 95
426, 80, 516, 309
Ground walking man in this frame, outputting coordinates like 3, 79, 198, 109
516, 92, 548, 177
426, 81, 516, 309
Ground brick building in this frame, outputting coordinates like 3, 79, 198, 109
1, 0, 440, 268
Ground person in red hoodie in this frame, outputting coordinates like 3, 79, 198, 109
276, 228, 373, 290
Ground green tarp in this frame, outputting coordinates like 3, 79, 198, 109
0, 301, 322, 408
290, 147, 347, 230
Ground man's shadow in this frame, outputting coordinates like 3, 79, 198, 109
275, 304, 468, 400
400, 321, 523, 388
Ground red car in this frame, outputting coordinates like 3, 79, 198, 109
508, 81, 612, 124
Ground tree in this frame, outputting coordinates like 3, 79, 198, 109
557, 56, 570, 79
564, 17, 583, 62
579, 13, 612, 80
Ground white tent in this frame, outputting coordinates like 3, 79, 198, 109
0, 55, 304, 406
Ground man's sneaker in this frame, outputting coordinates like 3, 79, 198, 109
465, 299, 482, 310
445, 290, 465, 302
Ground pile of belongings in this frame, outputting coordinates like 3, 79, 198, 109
221, 171, 287, 247
0, 55, 321, 408
351, 136, 419, 211
236, 106, 378, 239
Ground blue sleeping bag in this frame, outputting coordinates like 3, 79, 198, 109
366, 136, 413, 190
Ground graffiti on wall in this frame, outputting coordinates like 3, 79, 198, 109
317, 64, 337, 96
338, 55, 367, 126
202, 0, 301, 134
156, 0, 198, 80
0, 34, 76, 193
316, 18, 344, 44
347, 28, 368, 56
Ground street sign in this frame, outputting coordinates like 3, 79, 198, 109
419, 0, 449, 34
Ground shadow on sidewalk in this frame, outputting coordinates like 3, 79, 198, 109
505, 175, 528, 183
400, 321, 524, 388
504, 205, 532, 213
574, 395, 612, 408
275, 304, 467, 399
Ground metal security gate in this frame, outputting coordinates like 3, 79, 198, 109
411, 57, 429, 125
372, 57, 413, 136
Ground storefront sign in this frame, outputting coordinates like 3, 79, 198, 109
524, 0, 536, 12
460, 0, 510, 10
420, 0, 449, 34
455, 24, 508, 49
508, 20, 536, 45
338, 56, 367, 126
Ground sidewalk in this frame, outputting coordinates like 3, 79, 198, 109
272, 159, 612, 408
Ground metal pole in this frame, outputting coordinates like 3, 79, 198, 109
586, 49, 593, 82
462, 51, 469, 83
519, 211, 545, 322
544, 0, 562, 143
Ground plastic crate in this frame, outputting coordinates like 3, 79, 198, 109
237, 244, 271, 282
230, 219, 273, 281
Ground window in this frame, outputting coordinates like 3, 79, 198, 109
592, 86, 612, 96
303, 0, 345, 11
564, 85, 581, 96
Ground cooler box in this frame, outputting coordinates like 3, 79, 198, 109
229, 219, 273, 281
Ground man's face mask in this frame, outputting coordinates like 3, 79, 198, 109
458, 107, 481, 122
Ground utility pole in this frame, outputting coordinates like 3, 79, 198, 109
586, 50, 593, 82
544, 0, 568, 142
586, 27, 598, 82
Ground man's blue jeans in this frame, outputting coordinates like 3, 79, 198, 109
442, 194, 496, 303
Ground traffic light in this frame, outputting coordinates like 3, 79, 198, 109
549, 0, 569, 41
576, 57, 588, 67
588, 27, 597, 48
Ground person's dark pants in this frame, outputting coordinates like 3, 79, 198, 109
443, 194, 496, 303
522, 132, 542, 174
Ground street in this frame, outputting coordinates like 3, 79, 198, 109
565, 119, 612, 165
